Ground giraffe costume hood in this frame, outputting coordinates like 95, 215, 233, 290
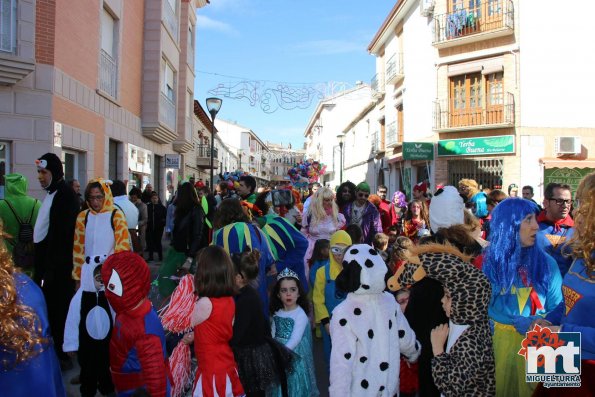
72, 178, 130, 280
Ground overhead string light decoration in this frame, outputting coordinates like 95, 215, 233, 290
199, 71, 359, 114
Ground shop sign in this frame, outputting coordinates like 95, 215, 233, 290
437, 135, 514, 157
165, 154, 181, 169
403, 142, 434, 160
543, 167, 594, 196
128, 144, 152, 174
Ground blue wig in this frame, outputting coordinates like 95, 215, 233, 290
470, 191, 488, 218
483, 198, 551, 295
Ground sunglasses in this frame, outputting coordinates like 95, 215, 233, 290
358, 193, 369, 198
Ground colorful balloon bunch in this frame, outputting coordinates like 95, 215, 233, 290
287, 159, 327, 187
220, 170, 252, 189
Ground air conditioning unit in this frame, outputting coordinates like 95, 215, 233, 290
554, 137, 581, 155
420, 0, 435, 16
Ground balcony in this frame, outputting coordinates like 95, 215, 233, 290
371, 131, 383, 154
196, 145, 220, 169
433, 92, 515, 132
371, 73, 385, 99
385, 121, 403, 148
162, 1, 178, 41
159, 92, 176, 132
432, 0, 514, 49
385, 53, 404, 85
99, 49, 118, 98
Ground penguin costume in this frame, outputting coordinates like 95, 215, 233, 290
63, 259, 114, 397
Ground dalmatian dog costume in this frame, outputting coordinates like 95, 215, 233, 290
329, 244, 420, 397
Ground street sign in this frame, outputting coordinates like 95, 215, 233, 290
437, 135, 514, 157
403, 142, 434, 160
165, 154, 181, 169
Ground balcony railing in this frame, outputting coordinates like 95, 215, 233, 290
197, 144, 218, 159
432, 0, 514, 46
163, 1, 178, 41
99, 49, 118, 98
371, 131, 381, 153
385, 121, 402, 147
385, 53, 404, 84
433, 92, 514, 131
159, 92, 176, 131
371, 73, 385, 98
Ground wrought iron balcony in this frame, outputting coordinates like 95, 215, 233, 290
432, 0, 514, 48
196, 144, 220, 169
433, 92, 514, 132
99, 49, 118, 98
385, 53, 404, 85
385, 121, 403, 147
371, 73, 385, 98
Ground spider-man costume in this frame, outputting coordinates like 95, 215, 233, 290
102, 251, 171, 397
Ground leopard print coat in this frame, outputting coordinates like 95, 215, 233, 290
388, 243, 496, 396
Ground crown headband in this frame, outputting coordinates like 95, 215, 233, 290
277, 267, 299, 281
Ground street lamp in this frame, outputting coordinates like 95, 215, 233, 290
337, 133, 345, 184
206, 97, 222, 191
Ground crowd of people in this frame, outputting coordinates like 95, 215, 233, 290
0, 151, 593, 397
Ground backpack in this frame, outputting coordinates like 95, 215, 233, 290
4, 200, 38, 270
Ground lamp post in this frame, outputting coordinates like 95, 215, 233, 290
337, 133, 345, 184
206, 97, 222, 192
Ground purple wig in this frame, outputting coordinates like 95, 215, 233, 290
392, 191, 407, 208
483, 198, 551, 295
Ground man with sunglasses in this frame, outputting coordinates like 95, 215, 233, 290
537, 182, 575, 276
341, 181, 382, 245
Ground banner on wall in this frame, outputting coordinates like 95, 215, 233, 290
437, 135, 514, 157
403, 142, 434, 160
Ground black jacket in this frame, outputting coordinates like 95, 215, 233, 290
34, 179, 80, 288
147, 202, 167, 232
172, 206, 205, 257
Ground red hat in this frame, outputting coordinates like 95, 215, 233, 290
102, 252, 150, 313
413, 181, 428, 193
195, 181, 205, 189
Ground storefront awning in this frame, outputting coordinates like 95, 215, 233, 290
387, 156, 404, 164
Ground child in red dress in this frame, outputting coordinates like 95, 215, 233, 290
183, 246, 244, 397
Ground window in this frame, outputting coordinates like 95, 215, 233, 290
187, 24, 195, 67
449, 73, 482, 127
163, 0, 178, 40
0, 142, 9, 199
162, 60, 175, 101
486, 72, 504, 123
61, 150, 78, 182
99, 7, 118, 98
186, 90, 193, 118
0, 0, 16, 53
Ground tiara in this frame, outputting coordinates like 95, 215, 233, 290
277, 267, 299, 281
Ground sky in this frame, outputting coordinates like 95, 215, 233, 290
194, 0, 395, 149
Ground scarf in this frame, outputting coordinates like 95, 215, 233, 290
536, 210, 574, 233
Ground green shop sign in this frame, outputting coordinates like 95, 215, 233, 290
437, 135, 514, 157
543, 167, 594, 196
403, 142, 434, 160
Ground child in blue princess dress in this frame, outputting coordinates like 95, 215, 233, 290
269, 268, 319, 397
